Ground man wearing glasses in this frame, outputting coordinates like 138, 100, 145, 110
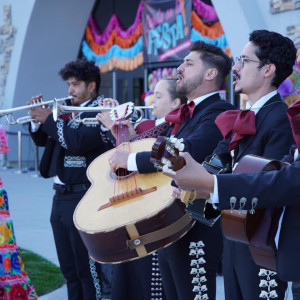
195, 30, 296, 299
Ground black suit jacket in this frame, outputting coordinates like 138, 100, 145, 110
215, 95, 298, 281
30, 98, 111, 184
217, 156, 300, 282
212, 94, 294, 163
136, 93, 234, 172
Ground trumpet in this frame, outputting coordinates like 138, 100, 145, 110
53, 102, 153, 125
0, 96, 73, 125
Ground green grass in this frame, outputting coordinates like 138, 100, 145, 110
20, 247, 66, 296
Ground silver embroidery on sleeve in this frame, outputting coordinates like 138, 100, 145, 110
64, 156, 86, 168
69, 118, 80, 129
190, 241, 208, 300
56, 119, 67, 149
258, 268, 278, 299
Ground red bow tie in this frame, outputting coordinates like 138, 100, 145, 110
215, 109, 256, 151
165, 101, 195, 135
287, 99, 300, 149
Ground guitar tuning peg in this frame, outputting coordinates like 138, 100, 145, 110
165, 145, 176, 156
170, 137, 184, 152
162, 164, 176, 175
174, 140, 184, 152
110, 111, 115, 120
161, 157, 172, 167
153, 163, 163, 171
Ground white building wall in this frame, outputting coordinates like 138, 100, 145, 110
212, 0, 299, 57
0, 0, 95, 165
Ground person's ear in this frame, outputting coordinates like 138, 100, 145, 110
88, 82, 96, 95
205, 68, 218, 81
172, 98, 181, 109
264, 63, 276, 78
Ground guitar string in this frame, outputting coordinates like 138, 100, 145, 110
114, 109, 139, 199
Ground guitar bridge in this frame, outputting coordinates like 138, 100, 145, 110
98, 186, 157, 210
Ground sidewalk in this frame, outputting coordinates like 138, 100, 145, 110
0, 167, 293, 300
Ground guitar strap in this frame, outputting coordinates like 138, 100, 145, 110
126, 212, 195, 254
131, 122, 170, 141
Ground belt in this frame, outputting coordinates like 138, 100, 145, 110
53, 183, 90, 194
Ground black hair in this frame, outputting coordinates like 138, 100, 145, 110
249, 30, 297, 88
189, 41, 232, 88
162, 78, 188, 104
59, 58, 101, 94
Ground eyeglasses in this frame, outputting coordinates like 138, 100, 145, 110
234, 56, 262, 68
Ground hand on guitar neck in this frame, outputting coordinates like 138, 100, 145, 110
96, 98, 119, 130
151, 136, 222, 226
150, 136, 214, 200
151, 136, 186, 173
109, 120, 137, 140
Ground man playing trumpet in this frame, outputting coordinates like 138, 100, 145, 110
28, 58, 113, 300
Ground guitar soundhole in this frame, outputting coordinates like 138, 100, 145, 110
108, 168, 137, 181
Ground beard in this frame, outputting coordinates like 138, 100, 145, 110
176, 74, 204, 96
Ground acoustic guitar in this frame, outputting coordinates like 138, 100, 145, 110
152, 135, 284, 271
73, 103, 194, 264
151, 137, 231, 227
221, 154, 284, 271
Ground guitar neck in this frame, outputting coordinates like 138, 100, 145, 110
115, 122, 130, 146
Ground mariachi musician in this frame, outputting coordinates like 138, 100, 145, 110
107, 41, 234, 300
97, 78, 187, 300
190, 30, 296, 300
28, 58, 113, 300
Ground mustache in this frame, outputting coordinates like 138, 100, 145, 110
177, 70, 183, 77
233, 71, 240, 80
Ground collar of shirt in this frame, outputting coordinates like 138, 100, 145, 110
80, 98, 92, 107
245, 91, 277, 115
189, 91, 219, 106
155, 117, 165, 126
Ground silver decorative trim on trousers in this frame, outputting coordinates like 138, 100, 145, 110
190, 241, 209, 300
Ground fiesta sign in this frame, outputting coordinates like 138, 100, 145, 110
142, 0, 192, 63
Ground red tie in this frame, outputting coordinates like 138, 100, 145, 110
165, 101, 195, 135
59, 113, 72, 122
215, 110, 256, 151
287, 99, 300, 149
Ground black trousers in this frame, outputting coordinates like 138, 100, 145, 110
50, 189, 112, 300
222, 238, 287, 300
157, 220, 223, 300
292, 281, 300, 300
111, 253, 166, 300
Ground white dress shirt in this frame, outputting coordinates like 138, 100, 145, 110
210, 90, 283, 247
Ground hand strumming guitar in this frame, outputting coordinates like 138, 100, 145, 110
108, 149, 130, 173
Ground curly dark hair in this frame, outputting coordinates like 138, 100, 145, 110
189, 41, 232, 88
58, 58, 101, 93
249, 30, 297, 88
